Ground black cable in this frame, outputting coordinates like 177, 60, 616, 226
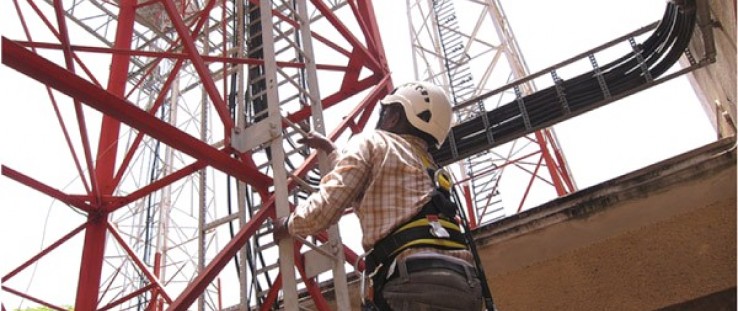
137, 105, 168, 310
432, 1, 696, 166
226, 0, 243, 279
451, 185, 497, 311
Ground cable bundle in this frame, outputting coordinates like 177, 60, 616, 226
432, 0, 697, 166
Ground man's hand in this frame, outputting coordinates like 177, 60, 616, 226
298, 131, 335, 154
272, 216, 291, 242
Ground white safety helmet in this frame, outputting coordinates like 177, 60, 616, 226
380, 81, 454, 147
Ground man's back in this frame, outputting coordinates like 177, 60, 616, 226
277, 82, 486, 310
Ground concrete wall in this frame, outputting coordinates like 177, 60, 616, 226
294, 2, 738, 309
299, 137, 735, 310
682, 0, 736, 136
474, 137, 736, 311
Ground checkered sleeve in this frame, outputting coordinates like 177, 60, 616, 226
288, 135, 374, 236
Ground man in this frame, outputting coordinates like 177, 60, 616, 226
273, 81, 484, 310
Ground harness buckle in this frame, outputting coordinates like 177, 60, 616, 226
427, 214, 450, 238
434, 169, 453, 192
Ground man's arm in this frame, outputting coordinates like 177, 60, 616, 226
273, 132, 371, 240
297, 131, 336, 154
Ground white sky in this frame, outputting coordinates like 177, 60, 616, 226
377, 0, 716, 189
498, 0, 716, 188
0, 0, 717, 308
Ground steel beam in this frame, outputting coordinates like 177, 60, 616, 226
1, 38, 273, 190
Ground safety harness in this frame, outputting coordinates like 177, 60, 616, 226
362, 145, 472, 310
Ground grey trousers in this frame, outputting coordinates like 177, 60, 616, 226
381, 254, 484, 311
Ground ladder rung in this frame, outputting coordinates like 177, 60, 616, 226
254, 240, 277, 253
248, 75, 267, 86
275, 43, 294, 56
247, 41, 263, 54
279, 93, 301, 107
255, 261, 280, 276
436, 6, 454, 16
451, 75, 473, 85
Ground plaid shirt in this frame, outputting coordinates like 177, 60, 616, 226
288, 130, 472, 263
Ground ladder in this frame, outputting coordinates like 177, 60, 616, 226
432, 0, 506, 224
230, 1, 351, 309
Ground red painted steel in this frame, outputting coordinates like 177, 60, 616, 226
3, 21, 390, 306
547, 130, 577, 192
2, 224, 86, 283
107, 160, 209, 212
52, 0, 101, 202
259, 275, 283, 311
295, 254, 333, 311
1, 166, 93, 211
534, 131, 572, 196
96, 0, 135, 196
463, 184, 478, 228
75, 218, 108, 310
99, 284, 156, 311
2, 39, 274, 189
106, 222, 172, 302
74, 1, 137, 307
160, 0, 234, 135
0, 0, 537, 309
2, 286, 67, 311
168, 204, 273, 309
